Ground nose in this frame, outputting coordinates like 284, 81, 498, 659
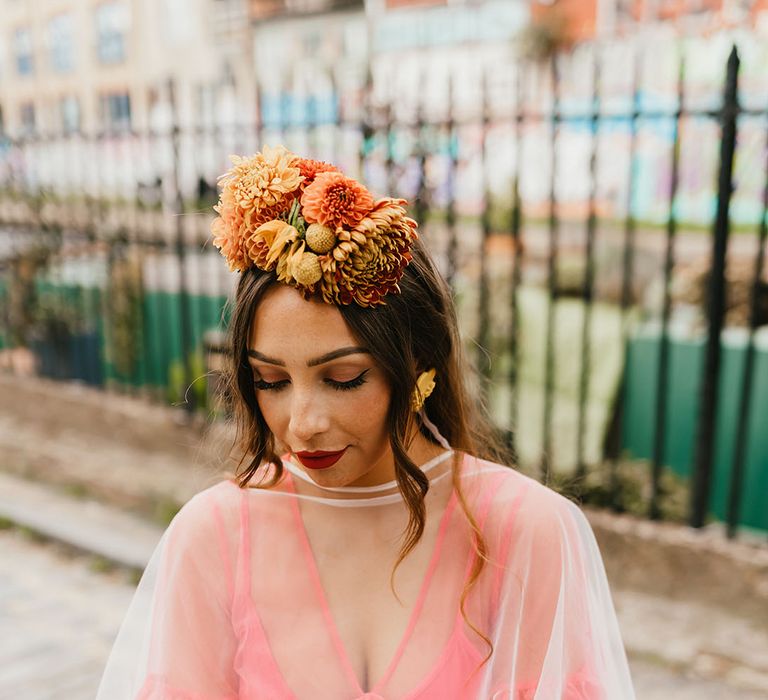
287, 387, 330, 444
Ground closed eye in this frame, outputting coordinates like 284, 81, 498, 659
253, 369, 370, 392
325, 369, 370, 391
253, 378, 289, 392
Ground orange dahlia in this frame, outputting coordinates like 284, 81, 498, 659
296, 158, 340, 189
211, 192, 250, 273
300, 171, 374, 230
317, 198, 418, 307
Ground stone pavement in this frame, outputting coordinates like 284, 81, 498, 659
0, 528, 135, 700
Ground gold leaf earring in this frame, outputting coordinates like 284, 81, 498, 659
411, 369, 437, 412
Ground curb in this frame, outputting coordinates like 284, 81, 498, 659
0, 471, 163, 572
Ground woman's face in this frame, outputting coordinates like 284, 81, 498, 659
248, 284, 394, 488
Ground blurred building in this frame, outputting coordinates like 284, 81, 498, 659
0, 0, 254, 136
531, 0, 768, 42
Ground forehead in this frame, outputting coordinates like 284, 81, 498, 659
249, 285, 358, 354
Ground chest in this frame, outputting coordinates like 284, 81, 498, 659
239, 471, 512, 698
300, 509, 440, 687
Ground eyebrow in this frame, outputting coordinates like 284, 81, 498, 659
247, 346, 370, 367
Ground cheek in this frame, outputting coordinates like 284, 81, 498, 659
254, 394, 287, 434
352, 384, 391, 436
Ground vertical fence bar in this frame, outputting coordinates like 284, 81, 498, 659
608, 45, 641, 506
359, 67, 374, 199
168, 78, 195, 415
254, 82, 265, 155
508, 64, 525, 456
412, 70, 428, 238
190, 113, 210, 409
445, 74, 458, 290
129, 126, 151, 398
576, 50, 601, 479
63, 128, 86, 385
143, 122, 165, 402
127, 129, 144, 394
328, 69, 340, 164
690, 46, 740, 529
727, 116, 768, 537
80, 129, 100, 388
93, 128, 117, 392
307, 72, 319, 159
541, 53, 561, 483
649, 54, 684, 520
385, 95, 397, 200
477, 71, 492, 385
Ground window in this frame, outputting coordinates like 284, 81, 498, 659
20, 102, 36, 134
95, 2, 130, 64
60, 96, 81, 133
48, 14, 75, 73
100, 92, 131, 131
14, 28, 34, 76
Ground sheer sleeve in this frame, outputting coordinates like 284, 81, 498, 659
96, 483, 240, 700
481, 479, 635, 699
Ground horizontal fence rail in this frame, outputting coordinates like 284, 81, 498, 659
0, 42, 766, 538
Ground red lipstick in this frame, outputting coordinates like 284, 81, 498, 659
295, 448, 348, 470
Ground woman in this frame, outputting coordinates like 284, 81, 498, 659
97, 146, 635, 699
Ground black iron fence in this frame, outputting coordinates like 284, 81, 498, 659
0, 43, 766, 537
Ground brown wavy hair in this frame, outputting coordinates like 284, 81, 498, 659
223, 238, 511, 659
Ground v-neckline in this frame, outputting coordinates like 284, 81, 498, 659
286, 473, 458, 696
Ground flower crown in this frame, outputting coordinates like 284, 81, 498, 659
210, 145, 418, 307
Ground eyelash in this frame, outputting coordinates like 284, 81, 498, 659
253, 370, 370, 393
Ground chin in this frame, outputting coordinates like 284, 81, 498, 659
304, 466, 356, 487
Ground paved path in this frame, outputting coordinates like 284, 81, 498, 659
2, 526, 766, 700
0, 528, 134, 700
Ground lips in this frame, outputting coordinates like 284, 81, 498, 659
295, 448, 348, 470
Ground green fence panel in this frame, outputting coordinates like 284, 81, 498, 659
23, 276, 230, 407
623, 328, 768, 531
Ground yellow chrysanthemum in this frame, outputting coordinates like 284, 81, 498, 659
223, 145, 302, 212
210, 145, 303, 272
245, 219, 299, 271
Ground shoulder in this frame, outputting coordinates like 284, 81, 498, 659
166, 479, 243, 548
458, 454, 586, 544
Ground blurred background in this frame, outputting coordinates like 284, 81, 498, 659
0, 0, 767, 698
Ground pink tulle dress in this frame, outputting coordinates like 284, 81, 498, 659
97, 452, 635, 699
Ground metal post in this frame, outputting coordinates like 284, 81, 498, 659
649, 54, 684, 520
541, 53, 561, 484
576, 50, 601, 479
690, 46, 740, 529
445, 74, 458, 291
168, 78, 195, 415
507, 64, 525, 458
412, 69, 428, 239
477, 71, 492, 385
727, 128, 767, 537
607, 44, 641, 508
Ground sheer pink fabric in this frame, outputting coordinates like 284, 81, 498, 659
97, 453, 635, 699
